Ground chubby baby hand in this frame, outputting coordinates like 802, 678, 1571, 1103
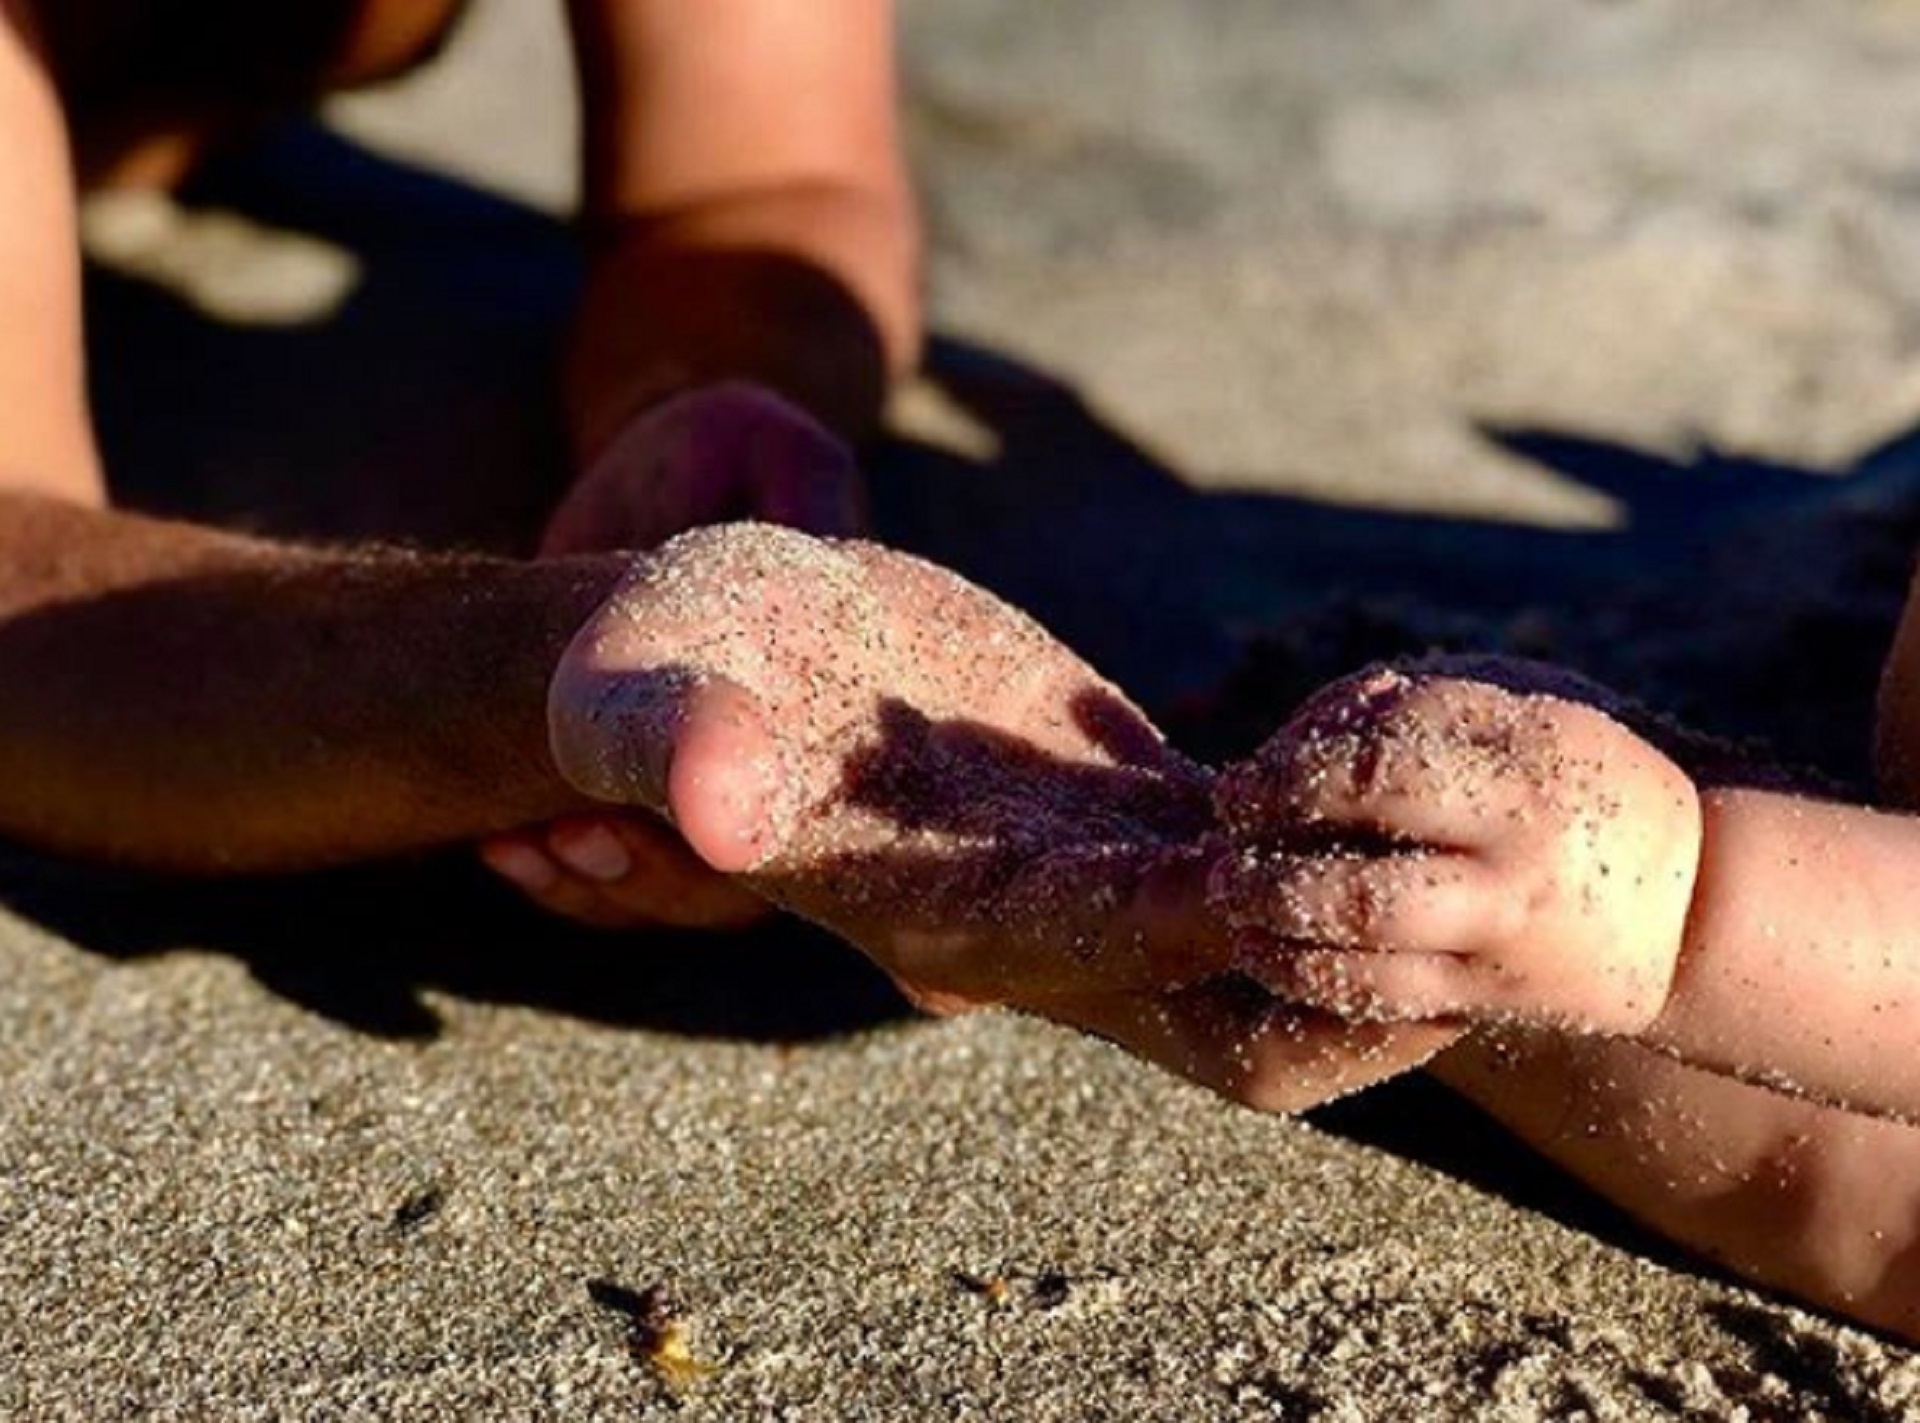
1212, 662, 1703, 1036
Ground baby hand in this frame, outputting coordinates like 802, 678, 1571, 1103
1212, 663, 1703, 1035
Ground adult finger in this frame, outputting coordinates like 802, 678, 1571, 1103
548, 817, 771, 928
736, 397, 868, 538
1045, 977, 1463, 1114
549, 659, 793, 874
642, 382, 866, 539
482, 819, 772, 930
481, 833, 657, 929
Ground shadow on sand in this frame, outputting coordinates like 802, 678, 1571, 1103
9, 120, 1920, 1277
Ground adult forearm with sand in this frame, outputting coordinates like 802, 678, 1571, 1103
0, 492, 627, 872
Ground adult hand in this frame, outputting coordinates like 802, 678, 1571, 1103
478, 813, 769, 931
547, 523, 1225, 1007
483, 383, 866, 930
538, 381, 866, 557
544, 523, 1458, 1107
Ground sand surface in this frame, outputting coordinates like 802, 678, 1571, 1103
8, 0, 1920, 1416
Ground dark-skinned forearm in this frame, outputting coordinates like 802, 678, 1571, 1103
0, 493, 625, 872
561, 0, 919, 452
565, 187, 921, 456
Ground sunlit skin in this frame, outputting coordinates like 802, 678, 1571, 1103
1214, 656, 1920, 1339
481, 383, 870, 931
9, 0, 1920, 1351
1213, 664, 1704, 1039
551, 522, 1920, 1336
0, 0, 914, 920
0, 0, 1452, 1105
548, 522, 1459, 1101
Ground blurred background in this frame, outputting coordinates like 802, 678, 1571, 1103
83, 0, 1920, 783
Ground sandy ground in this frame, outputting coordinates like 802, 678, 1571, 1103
7, 0, 1920, 1417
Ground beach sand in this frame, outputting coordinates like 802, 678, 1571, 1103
7, 0, 1920, 1416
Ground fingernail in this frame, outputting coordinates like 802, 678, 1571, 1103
553, 824, 633, 882
483, 842, 560, 892
549, 652, 710, 812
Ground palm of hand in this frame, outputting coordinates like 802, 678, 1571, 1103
483, 383, 862, 930
549, 525, 1461, 1109
551, 523, 1214, 1003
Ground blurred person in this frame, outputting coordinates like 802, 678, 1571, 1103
0, 0, 922, 928
0, 0, 1266, 1061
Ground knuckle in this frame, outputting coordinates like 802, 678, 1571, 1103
1210, 853, 1290, 932
1339, 729, 1395, 804
1339, 866, 1390, 942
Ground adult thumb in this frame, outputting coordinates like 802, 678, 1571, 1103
548, 656, 794, 875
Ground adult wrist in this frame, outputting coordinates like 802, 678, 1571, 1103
477, 552, 634, 829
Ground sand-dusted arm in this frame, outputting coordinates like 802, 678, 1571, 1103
1433, 1027, 1920, 1340
1213, 665, 1920, 1124
1639, 787, 1920, 1122
0, 10, 642, 875
0, 492, 629, 872
560, 0, 921, 454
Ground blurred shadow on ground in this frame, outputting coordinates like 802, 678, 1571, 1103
0, 846, 901, 1042
15, 118, 1920, 1245
880, 344, 1920, 788
87, 123, 582, 554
